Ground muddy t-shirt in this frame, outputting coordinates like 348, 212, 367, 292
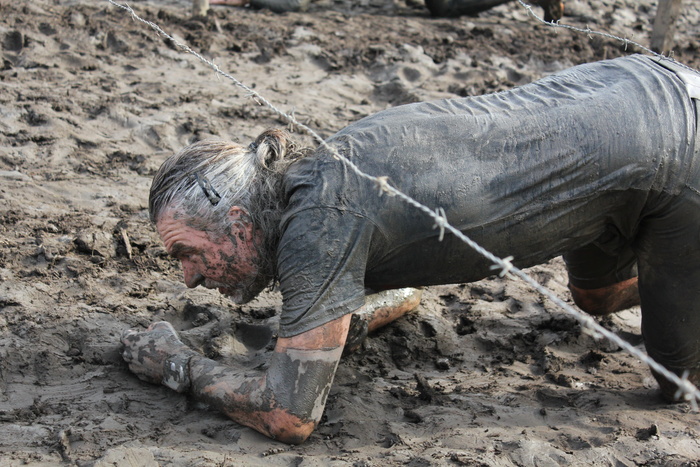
275, 54, 697, 337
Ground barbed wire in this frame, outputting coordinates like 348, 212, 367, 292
516, 0, 699, 74
517, 0, 659, 56
104, 0, 700, 407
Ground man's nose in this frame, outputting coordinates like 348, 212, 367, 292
182, 262, 204, 288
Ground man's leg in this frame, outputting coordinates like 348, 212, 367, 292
568, 277, 640, 316
210, 0, 308, 11
564, 230, 640, 316
424, 0, 509, 18
344, 288, 422, 354
633, 189, 700, 402
533, 0, 564, 22
424, 0, 563, 22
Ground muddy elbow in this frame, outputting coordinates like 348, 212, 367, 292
268, 419, 316, 444
262, 406, 318, 444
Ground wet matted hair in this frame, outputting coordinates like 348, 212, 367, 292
149, 129, 308, 277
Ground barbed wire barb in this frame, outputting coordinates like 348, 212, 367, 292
374, 176, 394, 197
579, 316, 604, 340
432, 207, 447, 241
104, 0, 700, 407
490, 255, 514, 278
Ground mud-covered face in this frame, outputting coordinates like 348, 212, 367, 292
156, 209, 269, 304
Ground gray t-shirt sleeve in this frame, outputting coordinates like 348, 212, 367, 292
276, 206, 371, 337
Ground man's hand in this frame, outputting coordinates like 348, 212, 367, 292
121, 321, 199, 392
121, 315, 352, 443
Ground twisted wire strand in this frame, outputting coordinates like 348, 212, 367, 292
516, 0, 699, 74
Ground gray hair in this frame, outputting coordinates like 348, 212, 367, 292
149, 129, 307, 277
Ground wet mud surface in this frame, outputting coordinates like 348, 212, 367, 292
1, 0, 699, 464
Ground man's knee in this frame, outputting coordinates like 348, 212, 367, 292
568, 277, 640, 316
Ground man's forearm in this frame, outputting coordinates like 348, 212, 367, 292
187, 355, 284, 439
122, 315, 352, 444
187, 345, 344, 444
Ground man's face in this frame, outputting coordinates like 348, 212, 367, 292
156, 209, 268, 304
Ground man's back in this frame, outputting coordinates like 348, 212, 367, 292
277, 54, 698, 336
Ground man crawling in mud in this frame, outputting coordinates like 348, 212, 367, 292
122, 54, 700, 444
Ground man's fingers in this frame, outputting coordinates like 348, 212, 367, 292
121, 328, 138, 343
119, 321, 198, 389
121, 322, 178, 345
147, 321, 178, 334
135, 370, 160, 384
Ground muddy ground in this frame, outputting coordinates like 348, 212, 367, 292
1, 0, 699, 465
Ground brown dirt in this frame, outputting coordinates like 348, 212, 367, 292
1, 0, 699, 465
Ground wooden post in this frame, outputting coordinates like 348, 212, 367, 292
651, 0, 683, 54
192, 0, 209, 17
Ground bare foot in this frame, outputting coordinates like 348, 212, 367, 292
365, 287, 422, 333
121, 321, 199, 392
344, 288, 422, 355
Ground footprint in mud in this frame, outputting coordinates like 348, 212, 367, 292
389, 334, 412, 368
3, 31, 23, 52
234, 322, 275, 350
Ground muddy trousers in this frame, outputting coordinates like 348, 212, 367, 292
564, 184, 700, 401
634, 187, 700, 400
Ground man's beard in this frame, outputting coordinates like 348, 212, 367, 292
219, 275, 270, 305
217, 271, 271, 305
211, 236, 276, 305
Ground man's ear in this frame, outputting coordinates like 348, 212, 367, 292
227, 206, 254, 240
227, 206, 251, 223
